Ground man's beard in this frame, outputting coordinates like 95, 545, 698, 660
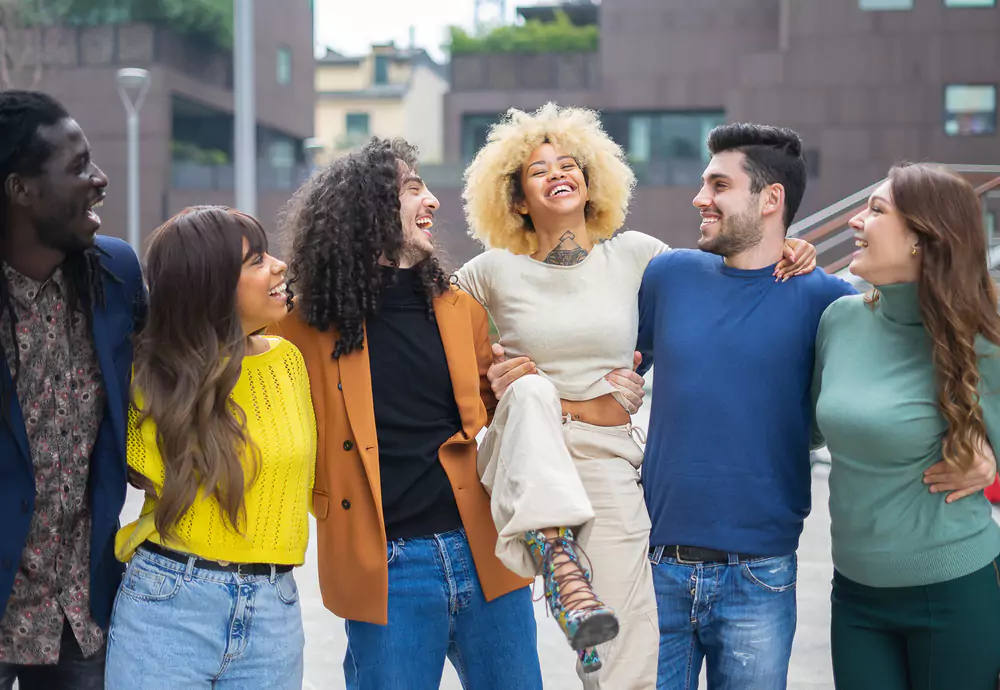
398, 239, 432, 267
697, 205, 763, 258
36, 201, 90, 254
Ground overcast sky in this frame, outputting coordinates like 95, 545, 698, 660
313, 0, 524, 62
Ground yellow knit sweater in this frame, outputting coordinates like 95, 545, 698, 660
116, 337, 317, 565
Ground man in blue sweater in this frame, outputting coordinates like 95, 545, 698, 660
636, 124, 855, 689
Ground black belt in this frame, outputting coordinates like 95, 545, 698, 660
652, 545, 760, 565
141, 541, 294, 576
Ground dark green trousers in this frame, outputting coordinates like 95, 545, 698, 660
831, 557, 1000, 690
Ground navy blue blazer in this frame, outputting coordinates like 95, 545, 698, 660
0, 236, 146, 629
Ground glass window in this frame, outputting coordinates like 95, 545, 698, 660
859, 0, 913, 9
945, 0, 994, 6
461, 114, 502, 161
345, 113, 370, 137
601, 111, 726, 164
374, 55, 389, 85
277, 47, 292, 85
944, 85, 997, 136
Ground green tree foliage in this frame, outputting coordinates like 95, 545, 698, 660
449, 11, 598, 55
21, 0, 233, 49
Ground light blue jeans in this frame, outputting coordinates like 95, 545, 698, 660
104, 546, 304, 689
650, 548, 798, 690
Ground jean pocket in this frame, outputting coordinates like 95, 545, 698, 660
275, 572, 300, 605
120, 557, 183, 602
741, 554, 797, 593
386, 541, 400, 566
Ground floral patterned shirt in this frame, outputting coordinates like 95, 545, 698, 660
0, 263, 105, 664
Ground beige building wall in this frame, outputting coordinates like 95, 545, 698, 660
314, 45, 449, 165
315, 63, 367, 92
315, 97, 407, 162
403, 66, 448, 163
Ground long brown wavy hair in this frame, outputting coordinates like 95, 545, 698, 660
133, 206, 266, 538
880, 163, 1000, 470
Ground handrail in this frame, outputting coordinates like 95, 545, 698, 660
791, 164, 1000, 242
788, 164, 1000, 286
825, 167, 1000, 287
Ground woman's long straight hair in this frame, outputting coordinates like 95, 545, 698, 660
133, 206, 267, 538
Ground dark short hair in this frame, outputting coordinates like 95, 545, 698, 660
707, 123, 807, 230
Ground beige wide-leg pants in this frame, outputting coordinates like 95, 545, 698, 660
479, 375, 659, 689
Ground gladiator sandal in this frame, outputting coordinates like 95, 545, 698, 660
578, 647, 603, 674
524, 527, 620, 651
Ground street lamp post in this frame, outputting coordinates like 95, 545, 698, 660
234, 0, 257, 216
115, 68, 151, 256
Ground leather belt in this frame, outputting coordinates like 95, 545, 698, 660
652, 544, 760, 565
141, 541, 294, 576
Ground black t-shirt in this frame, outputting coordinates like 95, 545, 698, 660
365, 267, 463, 540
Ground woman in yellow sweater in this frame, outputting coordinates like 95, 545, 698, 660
104, 206, 316, 690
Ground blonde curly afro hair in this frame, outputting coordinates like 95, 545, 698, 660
462, 102, 636, 255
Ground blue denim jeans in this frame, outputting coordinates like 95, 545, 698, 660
649, 548, 797, 690
344, 528, 542, 690
104, 546, 304, 689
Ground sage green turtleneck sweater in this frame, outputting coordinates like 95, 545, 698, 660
813, 282, 1000, 588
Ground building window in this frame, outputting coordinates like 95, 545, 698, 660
461, 114, 502, 161
277, 46, 292, 85
601, 111, 726, 165
944, 85, 997, 136
804, 149, 821, 179
342, 113, 370, 149
374, 55, 389, 85
859, 0, 913, 9
945, 0, 994, 6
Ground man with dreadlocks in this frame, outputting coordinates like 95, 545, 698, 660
272, 137, 549, 688
0, 91, 146, 689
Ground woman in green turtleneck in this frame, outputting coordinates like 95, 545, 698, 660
813, 163, 1000, 690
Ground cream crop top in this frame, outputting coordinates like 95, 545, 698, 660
455, 230, 669, 402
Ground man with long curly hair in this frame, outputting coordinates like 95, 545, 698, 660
0, 91, 146, 689
271, 138, 544, 688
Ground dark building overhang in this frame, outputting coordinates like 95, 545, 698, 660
517, 2, 599, 26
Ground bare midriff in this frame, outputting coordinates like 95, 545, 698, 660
560, 393, 629, 427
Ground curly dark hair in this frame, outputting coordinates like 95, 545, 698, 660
281, 137, 450, 358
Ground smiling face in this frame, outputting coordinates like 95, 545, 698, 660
236, 237, 291, 335
848, 179, 920, 285
397, 163, 439, 266
692, 150, 766, 257
516, 142, 589, 224
15, 117, 109, 253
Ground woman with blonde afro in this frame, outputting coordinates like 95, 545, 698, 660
454, 103, 816, 688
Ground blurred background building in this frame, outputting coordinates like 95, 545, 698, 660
4, 0, 997, 271
2, 0, 315, 247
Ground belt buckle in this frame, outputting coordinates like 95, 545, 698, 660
236, 563, 250, 577
674, 545, 700, 565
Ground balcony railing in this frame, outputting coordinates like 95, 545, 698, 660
450, 51, 599, 92
788, 164, 1000, 288
171, 161, 313, 191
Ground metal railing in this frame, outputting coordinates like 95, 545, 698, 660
788, 164, 1000, 287
171, 161, 313, 191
